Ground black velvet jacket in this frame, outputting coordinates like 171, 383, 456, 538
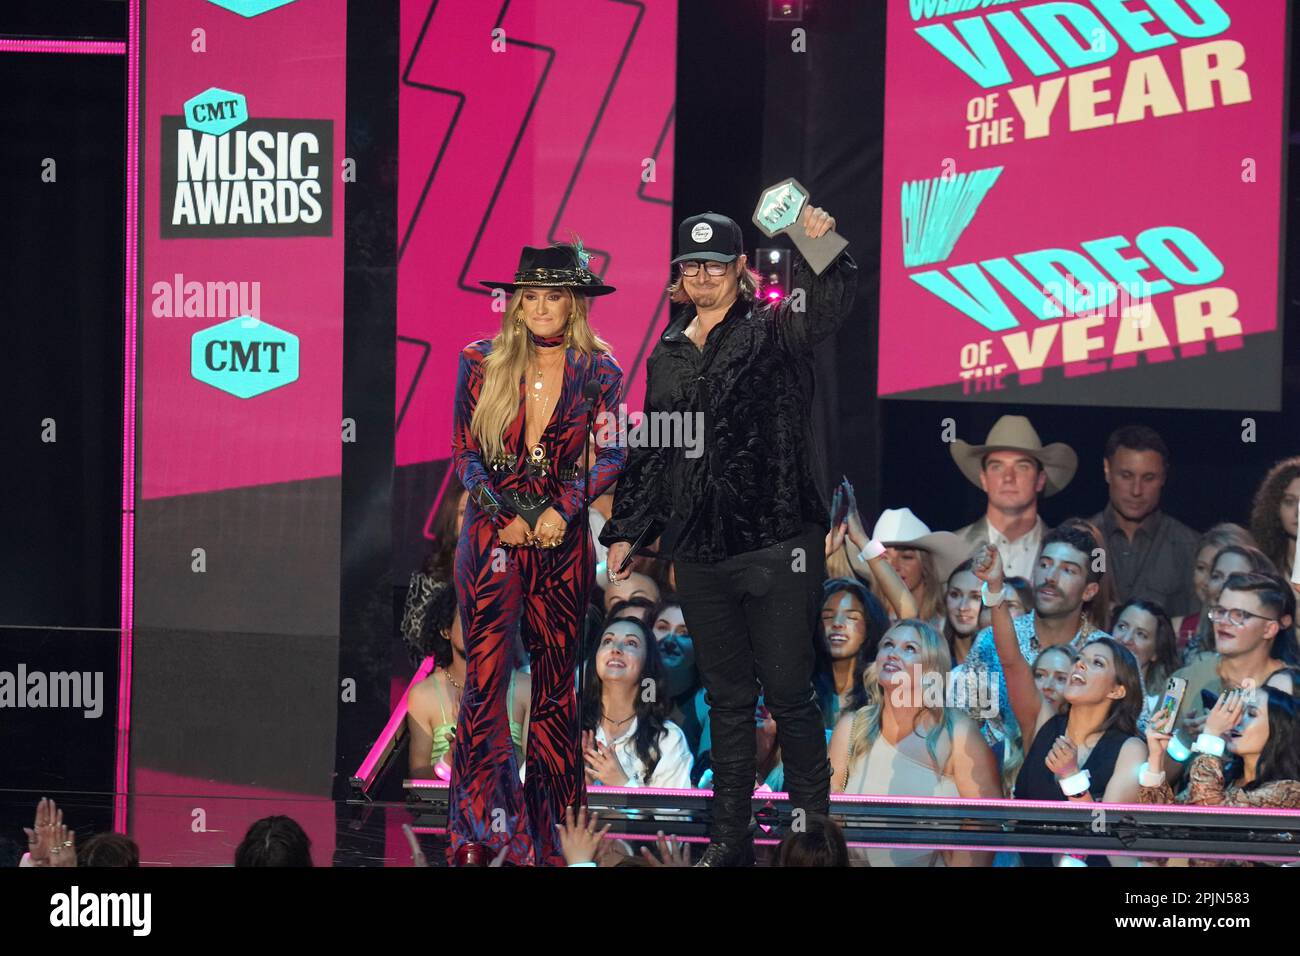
601, 252, 858, 563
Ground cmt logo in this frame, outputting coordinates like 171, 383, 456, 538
184, 87, 247, 136
192, 316, 299, 398
205, 0, 297, 16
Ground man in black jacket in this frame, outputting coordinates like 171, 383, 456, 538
602, 209, 857, 866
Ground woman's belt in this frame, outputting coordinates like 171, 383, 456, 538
488, 451, 581, 482
469, 454, 584, 530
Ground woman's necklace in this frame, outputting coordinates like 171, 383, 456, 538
602, 708, 635, 730
526, 357, 562, 450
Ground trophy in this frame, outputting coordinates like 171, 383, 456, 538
752, 177, 847, 275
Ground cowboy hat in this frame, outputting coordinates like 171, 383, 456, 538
478, 241, 616, 296
870, 508, 968, 584
949, 415, 1077, 497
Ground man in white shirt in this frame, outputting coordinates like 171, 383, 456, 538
950, 416, 1078, 581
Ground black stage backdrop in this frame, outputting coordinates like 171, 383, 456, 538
680, 0, 1298, 541
0, 1, 127, 839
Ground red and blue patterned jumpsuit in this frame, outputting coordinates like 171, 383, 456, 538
449, 332, 625, 865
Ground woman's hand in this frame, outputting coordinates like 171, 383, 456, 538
968, 541, 1004, 593
1146, 708, 1175, 773
49, 822, 76, 868
1045, 736, 1080, 778
1204, 689, 1246, 738
23, 798, 58, 867
843, 482, 870, 551
533, 507, 567, 549
582, 730, 628, 786
639, 830, 692, 867
825, 521, 848, 559
556, 804, 611, 866
498, 515, 532, 548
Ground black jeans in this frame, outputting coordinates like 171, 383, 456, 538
674, 523, 831, 842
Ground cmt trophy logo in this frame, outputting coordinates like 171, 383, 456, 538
192, 316, 299, 398
162, 86, 332, 238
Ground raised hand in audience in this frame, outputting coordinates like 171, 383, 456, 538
639, 830, 692, 867
556, 804, 611, 866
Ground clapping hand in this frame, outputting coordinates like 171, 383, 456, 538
22, 797, 66, 867
842, 481, 871, 551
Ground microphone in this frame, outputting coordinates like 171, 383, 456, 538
574, 375, 603, 808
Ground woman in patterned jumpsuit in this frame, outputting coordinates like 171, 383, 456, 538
449, 243, 625, 866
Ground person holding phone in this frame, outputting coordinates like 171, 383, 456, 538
1142, 686, 1300, 813
1161, 572, 1299, 782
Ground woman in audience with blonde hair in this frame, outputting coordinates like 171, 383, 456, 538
829, 619, 1000, 864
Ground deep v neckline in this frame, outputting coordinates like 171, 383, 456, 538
522, 351, 568, 448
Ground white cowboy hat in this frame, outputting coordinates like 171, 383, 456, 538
949, 415, 1078, 497
870, 508, 968, 583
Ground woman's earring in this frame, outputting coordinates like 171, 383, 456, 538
514, 316, 523, 334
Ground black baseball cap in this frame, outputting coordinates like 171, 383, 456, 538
671, 212, 743, 265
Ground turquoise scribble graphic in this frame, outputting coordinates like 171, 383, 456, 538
900, 166, 1003, 267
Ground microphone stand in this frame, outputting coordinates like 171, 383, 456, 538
574, 378, 602, 808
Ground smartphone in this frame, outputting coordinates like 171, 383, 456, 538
1155, 676, 1187, 727
1292, 531, 1300, 586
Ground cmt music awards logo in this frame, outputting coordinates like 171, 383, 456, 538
161, 86, 332, 238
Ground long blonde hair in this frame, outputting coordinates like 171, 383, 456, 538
915, 549, 945, 622
470, 288, 610, 462
844, 620, 955, 785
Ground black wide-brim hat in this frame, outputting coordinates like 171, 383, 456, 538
478, 243, 616, 296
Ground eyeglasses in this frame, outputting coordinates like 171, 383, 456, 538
1208, 605, 1279, 627
678, 261, 729, 277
